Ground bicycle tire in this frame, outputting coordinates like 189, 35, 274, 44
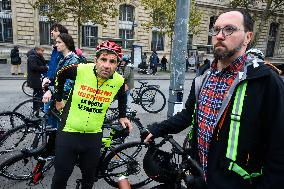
0, 123, 40, 155
103, 141, 152, 188
22, 80, 34, 97
0, 111, 26, 131
140, 87, 166, 113
150, 183, 187, 189
0, 152, 37, 180
107, 117, 144, 144
13, 98, 44, 119
0, 151, 53, 181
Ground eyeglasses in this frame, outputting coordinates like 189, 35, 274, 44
209, 25, 244, 36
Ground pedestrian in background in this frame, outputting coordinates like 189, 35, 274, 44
160, 55, 168, 71
10, 46, 23, 75
197, 58, 210, 76
27, 47, 48, 116
75, 48, 87, 63
119, 55, 134, 111
149, 50, 158, 75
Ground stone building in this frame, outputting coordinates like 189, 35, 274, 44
0, 0, 283, 64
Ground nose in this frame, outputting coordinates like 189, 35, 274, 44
103, 60, 112, 69
215, 29, 225, 40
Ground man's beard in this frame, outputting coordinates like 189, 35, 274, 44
213, 41, 243, 60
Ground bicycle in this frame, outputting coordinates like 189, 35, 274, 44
12, 97, 44, 119
22, 80, 33, 97
131, 80, 166, 113
0, 112, 44, 156
0, 119, 151, 188
0, 111, 28, 142
142, 134, 205, 189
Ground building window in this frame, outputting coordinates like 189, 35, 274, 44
207, 16, 216, 45
82, 25, 98, 47
39, 21, 52, 45
1, 0, 11, 11
0, 18, 13, 43
266, 22, 279, 57
119, 29, 133, 49
151, 31, 164, 51
119, 4, 134, 22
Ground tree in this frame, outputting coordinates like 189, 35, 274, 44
140, 0, 203, 70
230, 0, 284, 47
141, 0, 202, 36
32, 0, 121, 48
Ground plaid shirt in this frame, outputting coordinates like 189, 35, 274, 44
197, 55, 246, 178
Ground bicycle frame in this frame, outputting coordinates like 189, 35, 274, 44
146, 135, 205, 189
130, 81, 160, 103
26, 123, 131, 185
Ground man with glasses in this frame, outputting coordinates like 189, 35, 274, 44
143, 9, 284, 189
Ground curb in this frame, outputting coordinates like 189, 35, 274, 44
0, 76, 195, 81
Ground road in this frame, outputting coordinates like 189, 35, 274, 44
0, 79, 193, 189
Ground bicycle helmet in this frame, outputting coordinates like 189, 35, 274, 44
96, 41, 123, 61
143, 146, 177, 183
246, 48, 265, 60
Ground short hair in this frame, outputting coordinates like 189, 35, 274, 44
57, 33, 75, 52
51, 23, 68, 34
34, 46, 44, 51
222, 9, 254, 32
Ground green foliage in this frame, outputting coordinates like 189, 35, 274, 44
32, 0, 121, 47
230, 0, 284, 46
141, 0, 203, 36
32, 0, 119, 25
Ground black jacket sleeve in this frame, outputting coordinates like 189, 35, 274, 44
54, 65, 78, 102
117, 83, 126, 118
257, 73, 284, 189
28, 56, 48, 73
148, 80, 197, 137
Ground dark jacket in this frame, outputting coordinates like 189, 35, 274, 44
27, 49, 48, 89
148, 60, 284, 189
10, 47, 21, 65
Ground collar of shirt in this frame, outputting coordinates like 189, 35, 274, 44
211, 54, 247, 74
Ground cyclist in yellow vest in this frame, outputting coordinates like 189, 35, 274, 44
51, 41, 133, 189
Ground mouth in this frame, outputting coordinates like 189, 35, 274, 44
100, 70, 110, 76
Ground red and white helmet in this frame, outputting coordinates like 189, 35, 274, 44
96, 41, 123, 61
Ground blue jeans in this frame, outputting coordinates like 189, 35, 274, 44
44, 101, 59, 128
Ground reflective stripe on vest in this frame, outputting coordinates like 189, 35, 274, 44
226, 81, 262, 179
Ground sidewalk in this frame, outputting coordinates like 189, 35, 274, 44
0, 63, 196, 80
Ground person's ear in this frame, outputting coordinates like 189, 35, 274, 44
94, 57, 97, 63
244, 31, 253, 46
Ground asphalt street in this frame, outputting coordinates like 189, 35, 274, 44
0, 79, 193, 189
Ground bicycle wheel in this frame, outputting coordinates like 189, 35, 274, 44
140, 87, 166, 113
107, 117, 144, 144
103, 141, 152, 188
0, 152, 37, 180
13, 98, 44, 119
0, 111, 26, 131
0, 123, 39, 155
22, 80, 34, 97
0, 152, 54, 181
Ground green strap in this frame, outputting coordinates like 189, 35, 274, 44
187, 105, 196, 141
226, 81, 247, 161
229, 162, 262, 180
226, 81, 262, 179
